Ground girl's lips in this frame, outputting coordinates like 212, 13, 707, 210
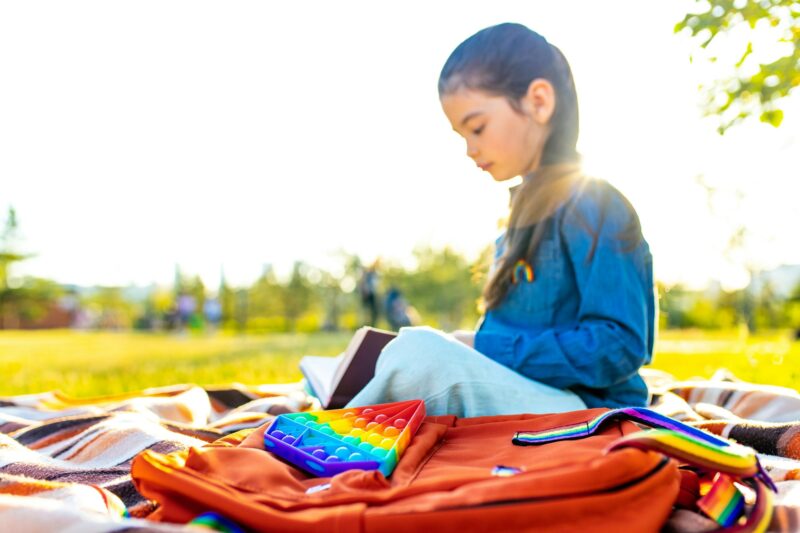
478, 163, 493, 171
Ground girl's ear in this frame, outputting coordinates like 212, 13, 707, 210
522, 79, 556, 125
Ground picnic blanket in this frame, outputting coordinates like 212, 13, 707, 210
2, 372, 800, 532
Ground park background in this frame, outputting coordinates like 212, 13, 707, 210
1, 1, 799, 397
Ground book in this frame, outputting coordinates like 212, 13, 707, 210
300, 326, 397, 409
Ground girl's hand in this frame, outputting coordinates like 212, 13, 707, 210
451, 329, 475, 348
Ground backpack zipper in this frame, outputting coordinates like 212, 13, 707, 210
468, 456, 670, 510
394, 455, 671, 514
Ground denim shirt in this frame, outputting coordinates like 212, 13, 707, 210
475, 179, 655, 408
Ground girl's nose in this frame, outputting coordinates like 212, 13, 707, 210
466, 141, 479, 158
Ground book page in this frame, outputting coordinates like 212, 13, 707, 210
299, 354, 343, 406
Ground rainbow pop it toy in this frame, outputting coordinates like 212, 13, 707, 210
263, 399, 425, 477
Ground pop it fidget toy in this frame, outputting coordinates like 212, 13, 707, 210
263, 399, 425, 477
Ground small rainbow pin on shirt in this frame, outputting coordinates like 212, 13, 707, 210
511, 259, 534, 284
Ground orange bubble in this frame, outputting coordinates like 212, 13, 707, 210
384, 426, 400, 437
353, 417, 367, 428
366, 422, 378, 430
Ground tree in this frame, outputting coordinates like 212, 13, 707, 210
246, 265, 284, 331
281, 262, 314, 332
676, 0, 800, 133
0, 207, 27, 292
0, 206, 38, 328
383, 246, 483, 330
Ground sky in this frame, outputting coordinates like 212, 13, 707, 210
1, 1, 799, 290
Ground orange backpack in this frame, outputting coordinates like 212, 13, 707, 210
133, 408, 688, 532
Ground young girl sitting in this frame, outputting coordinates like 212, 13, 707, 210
347, 23, 655, 417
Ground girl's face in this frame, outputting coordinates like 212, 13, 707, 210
441, 83, 553, 182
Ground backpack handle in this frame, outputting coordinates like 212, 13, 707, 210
513, 407, 776, 532
515, 407, 732, 448
610, 429, 774, 533
513, 407, 775, 489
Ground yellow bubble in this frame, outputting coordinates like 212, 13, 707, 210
368, 433, 382, 446
379, 438, 394, 449
350, 428, 365, 437
329, 419, 353, 433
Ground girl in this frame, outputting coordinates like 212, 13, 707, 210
347, 23, 654, 417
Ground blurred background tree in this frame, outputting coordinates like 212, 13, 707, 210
0, 207, 67, 328
281, 262, 315, 332
676, 0, 799, 133
382, 245, 485, 331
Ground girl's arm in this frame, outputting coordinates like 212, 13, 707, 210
451, 330, 476, 348
474, 184, 654, 391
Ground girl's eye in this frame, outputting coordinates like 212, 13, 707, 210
472, 126, 485, 135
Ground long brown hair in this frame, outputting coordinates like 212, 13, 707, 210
482, 164, 586, 309
482, 165, 645, 310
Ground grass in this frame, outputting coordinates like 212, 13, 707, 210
652, 328, 800, 387
0, 328, 798, 398
0, 329, 351, 397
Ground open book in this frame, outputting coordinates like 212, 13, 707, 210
300, 326, 397, 409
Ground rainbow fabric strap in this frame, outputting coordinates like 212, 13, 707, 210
512, 407, 777, 530
698, 473, 745, 527
609, 430, 774, 531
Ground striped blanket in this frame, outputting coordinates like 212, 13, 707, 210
0, 383, 311, 531
2, 373, 800, 532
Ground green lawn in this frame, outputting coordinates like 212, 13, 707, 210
0, 328, 798, 398
0, 329, 351, 397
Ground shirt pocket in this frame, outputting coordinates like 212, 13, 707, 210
504, 239, 563, 316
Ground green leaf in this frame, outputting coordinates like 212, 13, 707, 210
760, 109, 784, 127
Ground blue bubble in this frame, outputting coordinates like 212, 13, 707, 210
311, 449, 327, 459
335, 446, 350, 459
